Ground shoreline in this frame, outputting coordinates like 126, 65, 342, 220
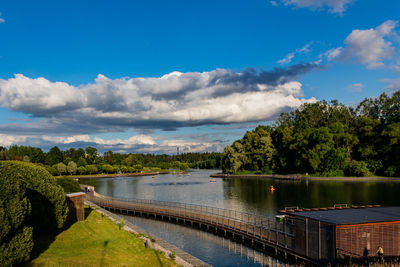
210, 173, 400, 182
71, 171, 169, 180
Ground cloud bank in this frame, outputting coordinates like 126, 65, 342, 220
0, 133, 223, 154
0, 65, 318, 135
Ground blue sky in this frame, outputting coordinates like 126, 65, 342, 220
0, 0, 399, 153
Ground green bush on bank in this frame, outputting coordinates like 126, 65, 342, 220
56, 177, 81, 193
0, 161, 69, 265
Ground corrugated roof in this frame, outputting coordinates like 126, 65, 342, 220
289, 206, 400, 225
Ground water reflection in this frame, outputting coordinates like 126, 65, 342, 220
82, 169, 400, 265
122, 215, 288, 267
82, 169, 400, 218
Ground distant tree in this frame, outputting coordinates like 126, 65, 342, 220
46, 146, 63, 166
67, 161, 77, 175
77, 157, 88, 167
86, 165, 98, 174
133, 164, 143, 173
120, 165, 128, 173
56, 162, 67, 175
77, 166, 87, 175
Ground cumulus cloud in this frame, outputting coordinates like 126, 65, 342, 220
276, 0, 354, 14
0, 65, 319, 135
348, 83, 364, 93
327, 20, 399, 69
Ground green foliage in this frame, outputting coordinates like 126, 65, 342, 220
0, 161, 68, 230
67, 161, 77, 175
56, 177, 81, 193
85, 165, 98, 174
170, 251, 176, 260
222, 90, 400, 177
0, 171, 33, 266
0, 161, 68, 265
77, 166, 87, 175
343, 160, 372, 177
56, 162, 67, 175
384, 166, 398, 177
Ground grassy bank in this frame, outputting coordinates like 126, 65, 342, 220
27, 208, 177, 266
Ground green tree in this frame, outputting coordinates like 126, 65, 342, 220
77, 166, 87, 175
56, 162, 67, 175
67, 161, 77, 175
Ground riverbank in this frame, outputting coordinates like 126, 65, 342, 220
210, 173, 400, 182
85, 200, 210, 267
70, 171, 169, 179
27, 206, 179, 267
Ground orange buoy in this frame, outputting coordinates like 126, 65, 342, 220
269, 185, 275, 192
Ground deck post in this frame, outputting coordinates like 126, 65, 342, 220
318, 220, 321, 260
305, 218, 309, 257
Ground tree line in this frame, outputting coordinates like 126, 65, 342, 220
222, 90, 400, 177
0, 145, 223, 175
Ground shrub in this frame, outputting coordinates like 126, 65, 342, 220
170, 251, 176, 260
56, 177, 81, 193
0, 161, 68, 232
384, 166, 398, 177
0, 174, 33, 266
344, 160, 372, 177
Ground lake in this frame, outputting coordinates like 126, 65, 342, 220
81, 169, 400, 266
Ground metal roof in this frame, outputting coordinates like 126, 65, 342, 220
289, 206, 400, 225
66, 192, 85, 197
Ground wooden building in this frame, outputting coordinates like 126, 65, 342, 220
283, 206, 400, 264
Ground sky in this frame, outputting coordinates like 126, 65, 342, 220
0, 0, 399, 154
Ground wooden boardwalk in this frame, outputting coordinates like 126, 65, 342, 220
85, 190, 320, 265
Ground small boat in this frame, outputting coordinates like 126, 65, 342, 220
152, 176, 155, 178
186, 173, 190, 176
210, 179, 216, 183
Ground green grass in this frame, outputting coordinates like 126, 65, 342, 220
28, 209, 177, 267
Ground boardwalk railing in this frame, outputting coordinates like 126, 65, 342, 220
86, 192, 296, 252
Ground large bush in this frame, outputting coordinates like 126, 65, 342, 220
344, 160, 372, 177
0, 175, 33, 266
0, 161, 69, 265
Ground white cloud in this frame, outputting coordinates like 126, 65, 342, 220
0, 65, 318, 135
325, 47, 343, 61
0, 134, 27, 147
0, 133, 222, 153
331, 20, 399, 69
348, 83, 364, 93
270, 1, 279, 6
382, 78, 400, 94
278, 0, 354, 14
0, 12, 5, 23
277, 52, 295, 64
297, 42, 312, 53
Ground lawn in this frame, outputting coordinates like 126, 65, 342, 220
27, 209, 178, 267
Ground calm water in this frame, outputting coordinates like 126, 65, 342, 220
82, 169, 400, 266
